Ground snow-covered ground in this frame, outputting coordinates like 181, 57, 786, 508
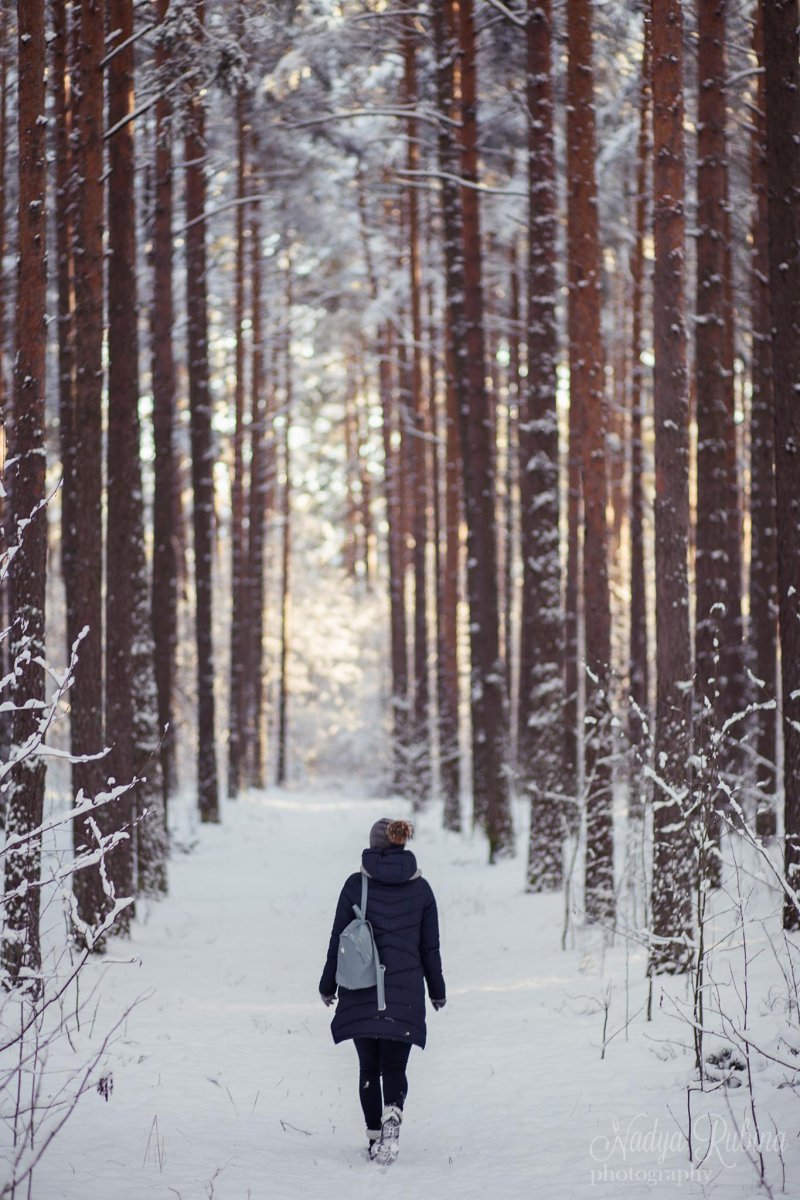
25, 784, 799, 1200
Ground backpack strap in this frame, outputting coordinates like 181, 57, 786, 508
375, 959, 386, 1011
355, 873, 386, 1012
353, 873, 368, 920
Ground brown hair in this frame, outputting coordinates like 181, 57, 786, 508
387, 819, 414, 846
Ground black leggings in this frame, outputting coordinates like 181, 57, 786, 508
353, 1037, 412, 1130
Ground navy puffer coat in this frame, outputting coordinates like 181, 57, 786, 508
319, 846, 446, 1049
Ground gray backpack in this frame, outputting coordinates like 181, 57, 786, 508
336, 874, 386, 1011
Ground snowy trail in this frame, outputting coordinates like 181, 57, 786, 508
35, 787, 786, 1200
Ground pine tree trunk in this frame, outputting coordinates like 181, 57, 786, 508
355, 362, 375, 584
748, 3, 778, 838
244, 173, 270, 788
649, 0, 694, 975
151, 0, 179, 810
131, 545, 169, 896
566, 0, 614, 919
108, 0, 167, 899
628, 17, 651, 819
453, 0, 513, 859
1, 0, 48, 987
563, 10, 584, 819
761, 0, 800, 932
426, 278, 456, 823
184, 0, 219, 822
432, 322, 446, 792
51, 0, 76, 671
403, 9, 432, 808
379, 323, 410, 790
440, 308, 463, 831
228, 69, 248, 800
105, 0, 144, 927
343, 373, 360, 577
356, 183, 410, 786
490, 296, 510, 682
608, 281, 628, 556
430, 5, 465, 831
428, 285, 446, 815
694, 0, 744, 811
518, 0, 563, 893
0, 8, 10, 780
396, 319, 414, 735
0, 8, 7, 439
504, 254, 520, 709
276, 266, 292, 787
564, 357, 582, 825
71, 0, 110, 937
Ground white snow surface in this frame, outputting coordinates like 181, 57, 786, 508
25, 784, 799, 1200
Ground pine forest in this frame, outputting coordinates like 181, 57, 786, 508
1, 1, 800, 1196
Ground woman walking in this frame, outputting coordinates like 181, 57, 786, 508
318, 818, 446, 1165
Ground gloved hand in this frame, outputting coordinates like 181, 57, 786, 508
320, 992, 336, 1007
431, 998, 446, 1011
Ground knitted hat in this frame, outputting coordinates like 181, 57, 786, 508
369, 818, 414, 850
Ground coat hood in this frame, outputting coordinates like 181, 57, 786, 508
361, 846, 420, 884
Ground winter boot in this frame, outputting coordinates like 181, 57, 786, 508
366, 1129, 381, 1160
373, 1104, 402, 1166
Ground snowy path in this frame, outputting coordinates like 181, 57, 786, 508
35, 787, 789, 1200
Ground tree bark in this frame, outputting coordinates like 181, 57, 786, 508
51, 0, 76, 675
504, 253, 520, 702
564, 347, 582, 822
0, 7, 9, 779
110, 2, 168, 897
694, 0, 744, 796
151, 0, 179, 810
71, 0, 110, 936
452, 0, 513, 859
761, 0, 800, 931
628, 16, 651, 819
748, 2, 778, 838
1, 0, 48, 987
518, 0, 564, 893
356, 360, 375, 584
566, 0, 613, 919
228, 56, 248, 800
0, 7, 7, 444
403, 8, 432, 809
343, 371, 361, 578
355, 180, 410, 787
276, 265, 292, 787
649, 0, 694, 975
184, 0, 219, 822
608, 280, 628, 556
105, 0, 142, 924
379, 322, 410, 792
244, 169, 271, 788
